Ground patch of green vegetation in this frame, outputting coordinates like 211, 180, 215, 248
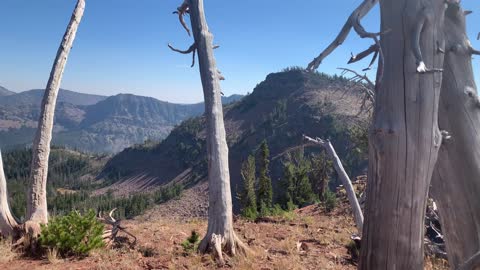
181, 230, 201, 253
4, 147, 182, 220
323, 188, 337, 213
40, 210, 104, 257
50, 184, 183, 219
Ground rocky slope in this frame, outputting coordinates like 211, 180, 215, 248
0, 88, 242, 153
100, 69, 371, 209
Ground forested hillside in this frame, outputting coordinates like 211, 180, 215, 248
101, 68, 370, 210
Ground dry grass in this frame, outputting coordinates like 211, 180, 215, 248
0, 238, 16, 263
46, 248, 61, 264
0, 196, 449, 270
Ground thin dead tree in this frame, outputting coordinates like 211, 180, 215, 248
0, 0, 85, 239
303, 135, 364, 233
308, 0, 448, 268
168, 0, 247, 264
27, 0, 85, 228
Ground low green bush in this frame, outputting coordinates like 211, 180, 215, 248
324, 189, 337, 212
181, 230, 200, 253
39, 210, 104, 257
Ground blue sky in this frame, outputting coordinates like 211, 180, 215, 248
0, 1, 479, 103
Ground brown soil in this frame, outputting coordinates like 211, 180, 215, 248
0, 192, 448, 270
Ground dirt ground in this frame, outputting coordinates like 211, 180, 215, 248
0, 194, 448, 270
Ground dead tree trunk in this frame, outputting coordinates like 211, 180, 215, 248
27, 0, 85, 226
307, 0, 447, 266
0, 150, 19, 237
430, 3, 480, 269
169, 0, 248, 264
303, 136, 363, 232
359, 0, 446, 269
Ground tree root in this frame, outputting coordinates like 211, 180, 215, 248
198, 232, 250, 266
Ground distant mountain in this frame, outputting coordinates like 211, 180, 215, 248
0, 86, 15, 96
0, 87, 243, 153
100, 69, 370, 208
0, 88, 106, 107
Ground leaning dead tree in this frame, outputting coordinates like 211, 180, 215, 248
0, 0, 85, 238
303, 135, 364, 233
430, 3, 480, 269
308, 0, 449, 268
168, 0, 247, 264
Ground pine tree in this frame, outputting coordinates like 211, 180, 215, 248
239, 155, 257, 220
281, 150, 316, 208
310, 152, 333, 201
257, 140, 273, 214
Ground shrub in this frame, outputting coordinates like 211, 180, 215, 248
40, 210, 104, 257
181, 230, 200, 253
346, 240, 360, 262
324, 189, 337, 212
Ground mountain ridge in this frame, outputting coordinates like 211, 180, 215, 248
99, 69, 371, 210
0, 87, 243, 153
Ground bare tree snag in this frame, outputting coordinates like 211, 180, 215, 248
0, 150, 19, 237
27, 0, 85, 225
358, 0, 446, 269
303, 136, 364, 233
99, 209, 137, 247
430, 2, 480, 269
307, 0, 378, 71
170, 0, 248, 264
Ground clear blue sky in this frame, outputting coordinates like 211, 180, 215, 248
0, 1, 479, 103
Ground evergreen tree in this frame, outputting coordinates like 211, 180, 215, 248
239, 155, 257, 220
310, 152, 334, 201
257, 140, 273, 213
281, 150, 316, 208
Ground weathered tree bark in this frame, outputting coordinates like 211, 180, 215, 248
0, 150, 19, 237
359, 0, 446, 269
303, 136, 364, 233
430, 3, 480, 269
27, 0, 85, 225
182, 0, 247, 264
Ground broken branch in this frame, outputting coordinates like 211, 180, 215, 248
168, 43, 197, 67
307, 0, 379, 71
174, 0, 191, 36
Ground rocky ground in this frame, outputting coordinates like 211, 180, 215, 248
0, 188, 449, 270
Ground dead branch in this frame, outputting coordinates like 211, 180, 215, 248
338, 67, 375, 90
173, 0, 191, 36
98, 208, 137, 247
349, 44, 380, 72
307, 0, 379, 71
168, 43, 197, 67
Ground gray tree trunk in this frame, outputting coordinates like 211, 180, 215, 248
304, 136, 363, 232
360, 0, 446, 269
27, 0, 85, 224
185, 0, 247, 264
0, 150, 19, 237
430, 3, 480, 269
